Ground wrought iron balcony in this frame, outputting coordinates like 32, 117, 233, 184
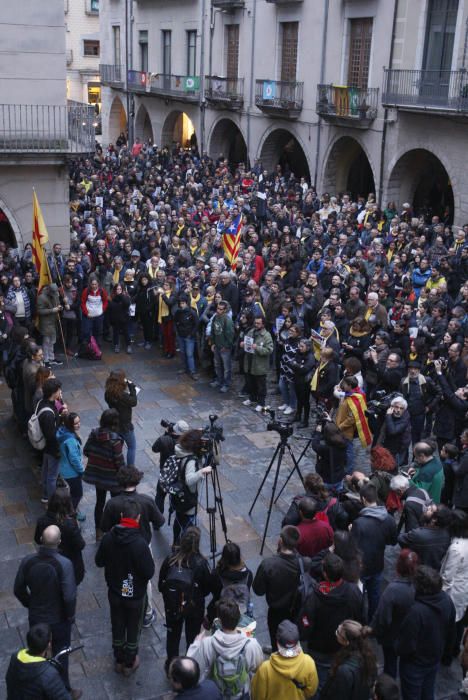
205, 76, 244, 110
128, 72, 201, 102
316, 84, 379, 127
0, 102, 95, 154
255, 79, 303, 118
382, 68, 468, 113
127, 70, 150, 93
100, 64, 124, 88
212, 0, 245, 9
266, 0, 303, 3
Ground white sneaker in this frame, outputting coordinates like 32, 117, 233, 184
283, 406, 294, 415
278, 404, 287, 411
242, 399, 252, 406
255, 405, 263, 412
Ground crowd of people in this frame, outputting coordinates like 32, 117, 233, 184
2, 136, 468, 699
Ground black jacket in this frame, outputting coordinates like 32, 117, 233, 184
451, 449, 468, 508
217, 281, 239, 315
104, 381, 137, 433
371, 578, 415, 647
14, 547, 76, 624
398, 525, 451, 569
6, 649, 70, 700
253, 552, 300, 611
34, 512, 85, 585
299, 580, 364, 654
320, 655, 372, 700
107, 293, 130, 326
433, 374, 468, 441
100, 489, 165, 542
282, 492, 348, 531
37, 399, 60, 457
158, 552, 212, 611
312, 433, 347, 486
173, 307, 199, 338
395, 591, 456, 666
95, 524, 155, 600
375, 365, 405, 393
351, 506, 398, 576
399, 486, 431, 533
152, 432, 176, 468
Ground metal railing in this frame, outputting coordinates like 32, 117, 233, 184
382, 68, 468, 111
205, 76, 244, 107
316, 84, 379, 121
127, 70, 149, 92
148, 74, 200, 100
0, 102, 95, 153
212, 0, 245, 7
255, 79, 303, 113
100, 64, 124, 86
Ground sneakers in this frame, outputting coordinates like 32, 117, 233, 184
144, 342, 151, 350
49, 359, 63, 367
283, 406, 294, 415
190, 373, 199, 381
210, 380, 220, 388
143, 609, 155, 628
137, 341, 146, 347
177, 368, 187, 375
278, 404, 288, 411
242, 398, 252, 406
126, 345, 133, 354
114, 345, 120, 354
255, 405, 264, 412
40, 497, 48, 505
220, 385, 229, 393
122, 655, 140, 677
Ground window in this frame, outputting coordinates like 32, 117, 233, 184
113, 25, 121, 66
423, 0, 459, 71
226, 25, 239, 79
347, 18, 373, 88
83, 40, 100, 57
87, 0, 99, 13
187, 30, 197, 75
162, 30, 172, 75
139, 30, 148, 73
280, 22, 298, 82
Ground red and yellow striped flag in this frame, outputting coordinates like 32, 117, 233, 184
222, 213, 242, 271
32, 190, 52, 292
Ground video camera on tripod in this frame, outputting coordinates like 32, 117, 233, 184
160, 419, 176, 433
265, 409, 294, 440
200, 413, 225, 455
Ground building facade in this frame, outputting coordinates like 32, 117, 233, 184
100, 0, 468, 226
0, 0, 94, 251
65, 0, 101, 110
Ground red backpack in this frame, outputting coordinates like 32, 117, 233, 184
315, 497, 337, 526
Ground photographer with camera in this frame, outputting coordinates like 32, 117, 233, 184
399, 361, 441, 445
433, 359, 468, 453
377, 396, 411, 469
152, 419, 190, 514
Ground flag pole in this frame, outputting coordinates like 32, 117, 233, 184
43, 250, 70, 368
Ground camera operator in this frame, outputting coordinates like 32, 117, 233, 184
399, 361, 441, 445
433, 359, 468, 452
377, 396, 411, 469
152, 419, 190, 514
311, 421, 348, 493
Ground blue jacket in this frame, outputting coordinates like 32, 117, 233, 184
57, 426, 84, 478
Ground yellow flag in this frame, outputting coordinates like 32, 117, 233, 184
32, 191, 52, 292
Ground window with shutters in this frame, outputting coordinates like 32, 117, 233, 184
113, 26, 121, 66
281, 22, 298, 82
139, 31, 148, 73
226, 24, 239, 79
347, 18, 373, 88
162, 30, 172, 75
422, 0, 459, 71
187, 30, 197, 75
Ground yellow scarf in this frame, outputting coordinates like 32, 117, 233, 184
364, 307, 373, 321
158, 292, 171, 324
113, 267, 121, 284
311, 361, 327, 391
190, 293, 200, 313
176, 225, 185, 237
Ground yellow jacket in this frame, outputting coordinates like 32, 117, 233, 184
251, 651, 318, 700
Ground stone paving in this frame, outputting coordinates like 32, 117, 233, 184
0, 343, 462, 699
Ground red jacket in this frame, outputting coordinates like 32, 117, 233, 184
81, 287, 108, 317
297, 518, 334, 558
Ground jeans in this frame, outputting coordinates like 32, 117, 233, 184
410, 412, 426, 446
246, 374, 267, 405
362, 572, 382, 622
279, 376, 297, 409
177, 335, 196, 374
267, 607, 294, 650
112, 323, 131, 347
108, 590, 146, 668
214, 346, 232, 388
383, 645, 398, 678
344, 438, 355, 474
81, 315, 103, 343
172, 511, 197, 547
65, 475, 83, 510
309, 650, 333, 698
165, 608, 204, 662
41, 453, 60, 500
42, 335, 56, 363
121, 429, 136, 466
399, 660, 438, 700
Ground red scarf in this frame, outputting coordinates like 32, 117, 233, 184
318, 579, 343, 595
120, 517, 139, 529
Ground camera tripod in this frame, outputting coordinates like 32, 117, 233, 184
249, 432, 304, 555
201, 445, 229, 568
273, 435, 314, 503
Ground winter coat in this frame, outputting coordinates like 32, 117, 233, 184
171, 443, 205, 516
243, 327, 274, 376
22, 358, 43, 414
410, 455, 445, 504
158, 551, 212, 613
433, 374, 468, 441
283, 492, 348, 530
104, 381, 137, 433
441, 537, 468, 621
251, 650, 319, 700
312, 433, 348, 486
207, 566, 253, 620
36, 287, 59, 337
107, 293, 131, 326
253, 552, 300, 612
174, 306, 199, 338
311, 360, 339, 400
398, 525, 451, 569
400, 485, 431, 532
371, 578, 415, 647
188, 629, 264, 697
100, 489, 165, 543
135, 285, 156, 317
320, 655, 373, 700
211, 312, 235, 349
351, 505, 398, 576
296, 518, 334, 558
450, 449, 468, 508
379, 410, 412, 456
81, 286, 108, 318
95, 523, 155, 600
34, 511, 85, 585
6, 648, 70, 700
83, 428, 125, 491
292, 349, 315, 387
279, 336, 299, 381
57, 426, 84, 479
37, 398, 60, 457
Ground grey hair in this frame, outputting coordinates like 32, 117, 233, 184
390, 474, 410, 492
391, 396, 408, 410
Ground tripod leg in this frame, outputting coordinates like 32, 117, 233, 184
249, 443, 281, 516
260, 445, 286, 556
274, 442, 306, 504
212, 467, 228, 542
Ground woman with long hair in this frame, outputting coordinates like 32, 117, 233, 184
32, 366, 54, 409
207, 541, 253, 621
34, 489, 85, 584
332, 530, 363, 586
158, 526, 212, 672
104, 369, 138, 465
135, 273, 156, 349
108, 283, 131, 354
321, 620, 377, 700
57, 412, 85, 520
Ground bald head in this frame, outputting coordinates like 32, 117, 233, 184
41, 525, 61, 548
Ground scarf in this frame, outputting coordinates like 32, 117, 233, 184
120, 517, 139, 529
310, 360, 327, 391
190, 293, 200, 312
158, 292, 171, 324
176, 224, 185, 237
112, 267, 121, 284
318, 579, 343, 595
345, 391, 372, 447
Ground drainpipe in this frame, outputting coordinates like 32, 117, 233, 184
247, 0, 257, 168
378, 0, 399, 206
313, 0, 329, 189
200, 0, 206, 155
125, 0, 134, 145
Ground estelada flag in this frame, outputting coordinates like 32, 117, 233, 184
32, 190, 52, 292
346, 391, 373, 448
222, 213, 242, 271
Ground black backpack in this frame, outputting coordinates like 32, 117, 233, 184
160, 454, 199, 513
162, 561, 196, 620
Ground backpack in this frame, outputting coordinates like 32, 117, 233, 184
77, 335, 102, 360
4, 359, 18, 389
160, 455, 198, 513
219, 572, 251, 614
162, 562, 196, 620
28, 404, 55, 450
293, 555, 314, 614
315, 497, 337, 526
405, 488, 434, 514
211, 639, 250, 699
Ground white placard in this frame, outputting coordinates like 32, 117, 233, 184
244, 335, 255, 354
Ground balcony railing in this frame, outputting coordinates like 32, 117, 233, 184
212, 0, 245, 7
266, 0, 303, 3
382, 68, 468, 113
0, 102, 95, 154
205, 76, 244, 110
255, 79, 303, 118
100, 64, 124, 87
316, 84, 379, 127
128, 72, 201, 102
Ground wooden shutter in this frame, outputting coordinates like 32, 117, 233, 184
348, 18, 373, 88
226, 25, 239, 79
281, 22, 298, 82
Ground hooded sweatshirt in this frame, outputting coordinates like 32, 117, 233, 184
57, 426, 83, 479
173, 443, 205, 515
351, 505, 398, 576
187, 629, 264, 698
5, 648, 70, 700
251, 651, 318, 700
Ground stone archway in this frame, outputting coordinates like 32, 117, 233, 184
134, 103, 154, 143
0, 197, 21, 248
386, 148, 454, 224
209, 118, 247, 167
161, 111, 197, 150
258, 128, 310, 179
322, 136, 375, 200
108, 96, 127, 145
